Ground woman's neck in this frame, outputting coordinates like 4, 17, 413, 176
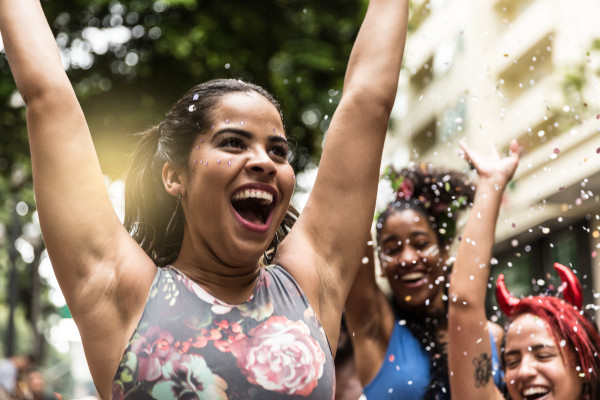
171, 256, 261, 304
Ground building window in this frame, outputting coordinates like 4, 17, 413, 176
411, 118, 437, 157
486, 219, 593, 322
497, 34, 554, 101
409, 0, 431, 32
411, 56, 434, 92
438, 97, 466, 142
494, 0, 535, 25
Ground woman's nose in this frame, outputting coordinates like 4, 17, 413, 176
516, 356, 537, 380
245, 148, 277, 177
398, 247, 419, 267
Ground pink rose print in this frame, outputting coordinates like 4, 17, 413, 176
132, 326, 180, 382
230, 315, 325, 396
152, 354, 228, 400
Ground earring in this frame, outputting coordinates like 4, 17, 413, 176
263, 231, 281, 265
165, 193, 182, 236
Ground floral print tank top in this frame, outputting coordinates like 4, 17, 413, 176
111, 265, 335, 400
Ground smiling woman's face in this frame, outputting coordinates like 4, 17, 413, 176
378, 209, 447, 314
504, 313, 583, 400
179, 91, 296, 267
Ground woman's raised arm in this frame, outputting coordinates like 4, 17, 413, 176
275, 0, 409, 344
447, 140, 520, 400
344, 241, 395, 385
0, 0, 155, 388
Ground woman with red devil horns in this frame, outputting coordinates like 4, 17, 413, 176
447, 140, 600, 400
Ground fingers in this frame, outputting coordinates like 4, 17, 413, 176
508, 139, 520, 160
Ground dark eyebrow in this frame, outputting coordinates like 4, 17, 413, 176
213, 128, 288, 144
381, 230, 432, 247
505, 344, 557, 357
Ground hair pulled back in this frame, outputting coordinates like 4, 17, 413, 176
376, 164, 475, 247
124, 79, 287, 267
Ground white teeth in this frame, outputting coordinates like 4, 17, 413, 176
522, 386, 550, 397
232, 189, 274, 204
401, 272, 425, 282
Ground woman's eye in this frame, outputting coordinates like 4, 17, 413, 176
414, 242, 430, 250
384, 246, 401, 255
536, 352, 557, 361
504, 359, 520, 368
220, 137, 246, 149
269, 145, 289, 159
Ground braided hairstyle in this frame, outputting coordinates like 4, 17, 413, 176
376, 163, 476, 399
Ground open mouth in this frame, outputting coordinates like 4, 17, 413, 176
400, 271, 426, 284
522, 386, 550, 400
231, 188, 276, 227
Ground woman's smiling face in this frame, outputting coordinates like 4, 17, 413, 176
179, 91, 296, 267
378, 209, 447, 314
504, 313, 583, 400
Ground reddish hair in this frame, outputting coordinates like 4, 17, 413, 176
511, 296, 600, 397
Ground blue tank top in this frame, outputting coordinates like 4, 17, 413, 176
363, 320, 503, 399
111, 265, 335, 399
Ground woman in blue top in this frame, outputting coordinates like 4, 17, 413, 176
0, 0, 408, 398
345, 163, 505, 399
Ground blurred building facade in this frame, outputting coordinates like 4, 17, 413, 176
382, 0, 600, 318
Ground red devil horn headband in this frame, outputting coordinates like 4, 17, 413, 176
495, 274, 520, 316
553, 262, 583, 309
495, 263, 583, 316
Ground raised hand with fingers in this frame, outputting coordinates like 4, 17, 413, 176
448, 139, 521, 400
459, 139, 520, 191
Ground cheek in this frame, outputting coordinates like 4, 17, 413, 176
279, 166, 296, 197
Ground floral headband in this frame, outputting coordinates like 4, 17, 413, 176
374, 164, 471, 244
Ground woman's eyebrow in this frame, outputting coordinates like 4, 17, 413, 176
212, 128, 288, 144
213, 127, 253, 139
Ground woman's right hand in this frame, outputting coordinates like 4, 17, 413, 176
460, 138, 520, 189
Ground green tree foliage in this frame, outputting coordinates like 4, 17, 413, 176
0, 0, 367, 359
0, 0, 367, 179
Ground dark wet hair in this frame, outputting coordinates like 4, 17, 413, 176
376, 164, 475, 247
124, 78, 294, 267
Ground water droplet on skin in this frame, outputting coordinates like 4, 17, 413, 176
362, 257, 369, 264
196, 145, 199, 150
201, 138, 204, 143
205, 162, 208, 166
194, 160, 197, 164
211, 126, 215, 130
228, 161, 232, 166
225, 119, 230, 124
193, 93, 199, 101
188, 105, 196, 112
240, 121, 244, 126
217, 160, 221, 164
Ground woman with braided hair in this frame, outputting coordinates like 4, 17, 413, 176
448, 139, 600, 399
345, 161, 505, 399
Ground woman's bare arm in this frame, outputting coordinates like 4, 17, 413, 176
275, 0, 409, 346
0, 0, 156, 394
447, 140, 520, 400
345, 242, 395, 384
